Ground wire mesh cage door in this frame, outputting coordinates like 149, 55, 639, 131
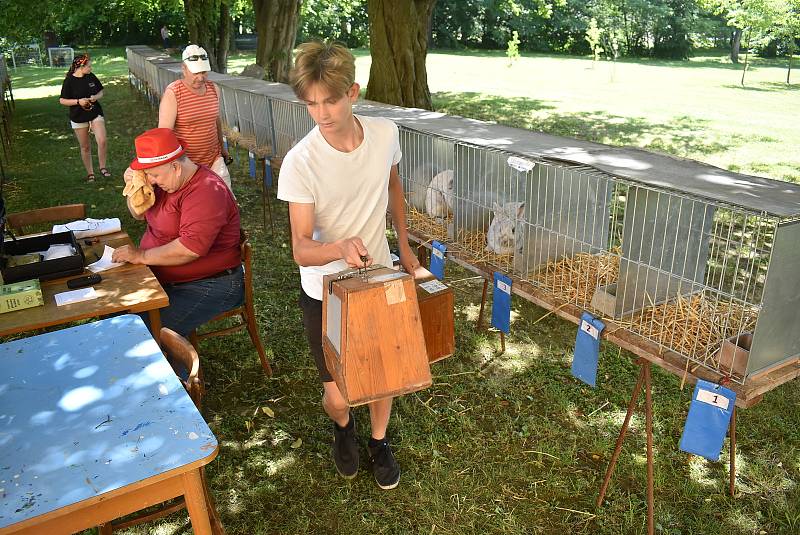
47, 47, 73, 68
451, 144, 530, 273
515, 162, 614, 292
397, 127, 456, 244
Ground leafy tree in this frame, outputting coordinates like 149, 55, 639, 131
183, 0, 231, 72
252, 0, 301, 82
299, 0, 369, 48
366, 0, 437, 109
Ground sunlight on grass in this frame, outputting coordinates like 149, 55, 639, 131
688, 455, 717, 488
15, 86, 62, 99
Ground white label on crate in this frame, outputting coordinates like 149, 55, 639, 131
390, 253, 400, 264
696, 389, 730, 410
419, 279, 449, 294
497, 280, 511, 295
507, 156, 535, 172
384, 280, 406, 305
248, 151, 255, 159
580, 319, 599, 340
432, 248, 445, 259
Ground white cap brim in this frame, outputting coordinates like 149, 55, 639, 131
185, 58, 211, 73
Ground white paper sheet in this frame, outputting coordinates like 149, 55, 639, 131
86, 246, 124, 273
54, 287, 98, 306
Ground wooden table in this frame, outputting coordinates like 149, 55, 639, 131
0, 231, 169, 343
0, 315, 219, 534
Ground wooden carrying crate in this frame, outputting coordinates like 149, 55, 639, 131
322, 266, 432, 406
413, 267, 455, 363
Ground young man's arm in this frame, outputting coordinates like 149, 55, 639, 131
386, 164, 421, 275
158, 88, 178, 129
288, 202, 372, 268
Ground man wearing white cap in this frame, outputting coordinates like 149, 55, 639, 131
158, 44, 232, 190
113, 127, 243, 336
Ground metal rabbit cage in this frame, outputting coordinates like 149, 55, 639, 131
125, 47, 800, 402
384, 108, 800, 401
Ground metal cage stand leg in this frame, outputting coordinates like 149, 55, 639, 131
260, 158, 275, 239
729, 406, 736, 497
476, 278, 489, 331
596, 359, 655, 535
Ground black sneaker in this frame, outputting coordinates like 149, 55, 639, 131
368, 439, 400, 490
332, 414, 359, 479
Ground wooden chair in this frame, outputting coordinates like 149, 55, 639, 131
98, 328, 225, 535
6, 203, 86, 235
190, 229, 273, 376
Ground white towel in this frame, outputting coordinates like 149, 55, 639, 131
52, 218, 122, 239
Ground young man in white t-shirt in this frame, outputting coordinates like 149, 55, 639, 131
277, 41, 421, 490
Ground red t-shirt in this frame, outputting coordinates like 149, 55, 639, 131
140, 165, 240, 284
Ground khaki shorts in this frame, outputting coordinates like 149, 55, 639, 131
70, 115, 104, 129
209, 155, 233, 192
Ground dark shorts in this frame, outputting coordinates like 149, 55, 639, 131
299, 286, 334, 383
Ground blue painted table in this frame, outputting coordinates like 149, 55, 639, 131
0, 315, 218, 534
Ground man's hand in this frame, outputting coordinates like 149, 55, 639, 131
112, 245, 145, 265
336, 237, 372, 268
397, 242, 421, 276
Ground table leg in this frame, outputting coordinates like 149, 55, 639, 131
182, 469, 213, 535
148, 309, 163, 345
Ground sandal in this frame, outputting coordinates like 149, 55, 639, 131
86, 173, 96, 183
99, 168, 112, 178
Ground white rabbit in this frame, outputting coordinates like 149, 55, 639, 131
424, 169, 455, 219
486, 201, 526, 255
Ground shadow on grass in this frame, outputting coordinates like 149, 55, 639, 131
433, 91, 748, 158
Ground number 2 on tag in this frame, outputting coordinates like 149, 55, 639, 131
581, 319, 599, 340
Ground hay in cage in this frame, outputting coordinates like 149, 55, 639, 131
224, 127, 242, 146
624, 291, 758, 371
532, 250, 621, 308
253, 146, 273, 159
456, 229, 513, 268
408, 207, 450, 244
238, 134, 257, 152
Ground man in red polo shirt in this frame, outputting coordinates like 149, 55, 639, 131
113, 127, 243, 336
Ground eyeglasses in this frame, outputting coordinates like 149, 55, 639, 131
185, 54, 208, 61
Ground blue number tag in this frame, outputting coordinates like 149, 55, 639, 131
679, 379, 735, 461
223, 136, 229, 155
572, 312, 605, 387
263, 158, 273, 188
491, 272, 512, 334
429, 241, 447, 280
248, 151, 256, 179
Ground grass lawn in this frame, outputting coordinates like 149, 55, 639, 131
3, 48, 800, 535
232, 47, 800, 183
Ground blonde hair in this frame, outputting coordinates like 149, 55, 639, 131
289, 41, 355, 100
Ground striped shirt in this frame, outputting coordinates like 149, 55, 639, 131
166, 80, 221, 167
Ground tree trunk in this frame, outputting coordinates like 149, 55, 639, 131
215, 2, 231, 73
741, 29, 751, 86
366, 0, 437, 110
788, 43, 795, 85
183, 0, 232, 72
731, 28, 742, 64
252, 0, 301, 83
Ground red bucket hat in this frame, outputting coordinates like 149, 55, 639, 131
130, 128, 185, 170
